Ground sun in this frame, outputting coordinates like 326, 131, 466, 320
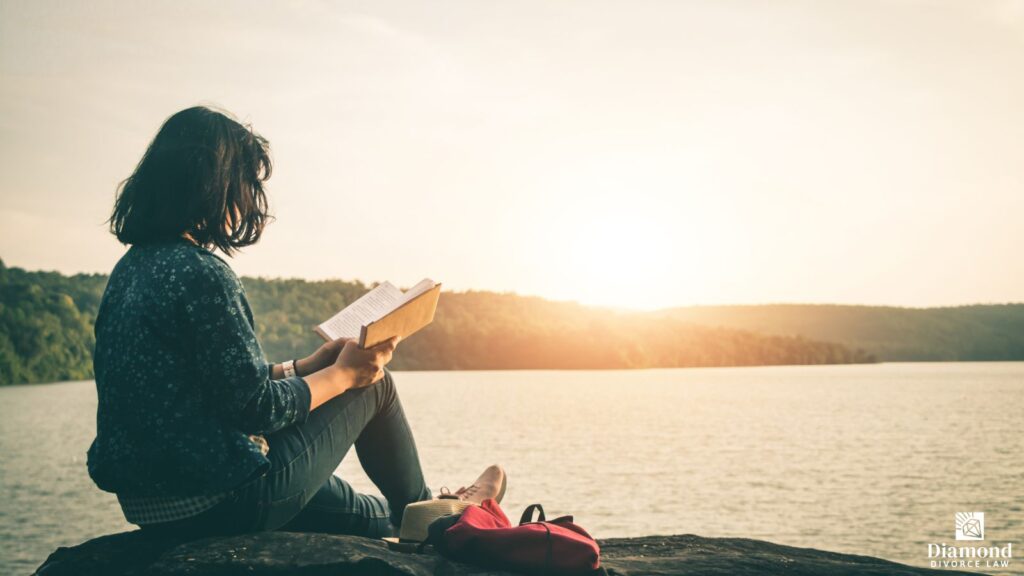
529, 155, 733, 310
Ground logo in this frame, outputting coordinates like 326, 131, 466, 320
928, 512, 1013, 571
956, 512, 984, 541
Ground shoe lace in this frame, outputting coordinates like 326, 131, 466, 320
440, 484, 480, 500
457, 484, 479, 499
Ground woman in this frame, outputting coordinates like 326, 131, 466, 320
87, 106, 504, 538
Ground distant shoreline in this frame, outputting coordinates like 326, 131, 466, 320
8, 360, 1024, 389
3, 260, 1022, 386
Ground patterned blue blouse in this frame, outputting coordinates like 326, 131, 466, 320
87, 239, 311, 497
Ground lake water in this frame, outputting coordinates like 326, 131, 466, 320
1, 362, 1021, 575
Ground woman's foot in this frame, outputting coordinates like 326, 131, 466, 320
441, 464, 507, 505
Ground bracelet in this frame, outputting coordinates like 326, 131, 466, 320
283, 359, 297, 379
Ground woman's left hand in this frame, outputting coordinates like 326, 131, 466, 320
296, 337, 352, 376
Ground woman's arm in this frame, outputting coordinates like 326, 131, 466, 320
301, 337, 397, 410
186, 261, 314, 435
187, 257, 399, 431
268, 337, 397, 411
269, 337, 350, 379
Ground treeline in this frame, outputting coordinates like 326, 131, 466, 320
245, 283, 875, 371
0, 261, 107, 385
0, 260, 876, 385
664, 304, 1024, 361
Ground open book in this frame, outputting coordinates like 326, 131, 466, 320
314, 279, 441, 349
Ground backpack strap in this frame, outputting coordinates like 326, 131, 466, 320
520, 504, 556, 576
519, 503, 546, 525
539, 521, 554, 575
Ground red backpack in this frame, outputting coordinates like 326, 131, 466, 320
424, 498, 602, 575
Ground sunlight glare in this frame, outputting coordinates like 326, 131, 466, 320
536, 154, 732, 310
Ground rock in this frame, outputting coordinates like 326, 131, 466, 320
597, 535, 975, 575
33, 531, 972, 576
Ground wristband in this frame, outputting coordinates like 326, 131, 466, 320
283, 359, 297, 379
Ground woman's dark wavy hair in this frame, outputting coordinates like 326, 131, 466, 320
110, 106, 273, 255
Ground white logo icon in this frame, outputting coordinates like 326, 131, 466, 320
955, 512, 984, 541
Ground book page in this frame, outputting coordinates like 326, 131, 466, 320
399, 278, 437, 304
360, 282, 442, 348
316, 282, 404, 340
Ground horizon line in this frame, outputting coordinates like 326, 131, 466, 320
2, 256, 1021, 313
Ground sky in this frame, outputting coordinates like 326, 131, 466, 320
1, 0, 1022, 309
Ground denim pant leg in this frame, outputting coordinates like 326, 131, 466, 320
277, 474, 392, 536
353, 369, 434, 527
244, 369, 432, 533
138, 370, 431, 538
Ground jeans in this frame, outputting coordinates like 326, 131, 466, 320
142, 369, 432, 538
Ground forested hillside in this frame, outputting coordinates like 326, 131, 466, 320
5, 258, 1021, 386
0, 261, 107, 385
1, 260, 876, 385
246, 283, 873, 371
664, 304, 1024, 361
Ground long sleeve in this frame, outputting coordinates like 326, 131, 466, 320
89, 241, 308, 497
186, 258, 311, 435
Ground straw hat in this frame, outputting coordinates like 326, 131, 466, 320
384, 466, 507, 551
384, 495, 469, 550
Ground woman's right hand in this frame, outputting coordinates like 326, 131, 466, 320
336, 337, 398, 389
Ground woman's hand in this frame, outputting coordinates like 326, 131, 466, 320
303, 337, 399, 411
336, 337, 399, 389
296, 337, 351, 376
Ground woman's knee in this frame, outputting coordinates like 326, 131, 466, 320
376, 368, 399, 409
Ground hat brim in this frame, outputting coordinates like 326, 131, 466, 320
382, 536, 427, 554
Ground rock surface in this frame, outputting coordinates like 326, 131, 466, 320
33, 531, 972, 576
